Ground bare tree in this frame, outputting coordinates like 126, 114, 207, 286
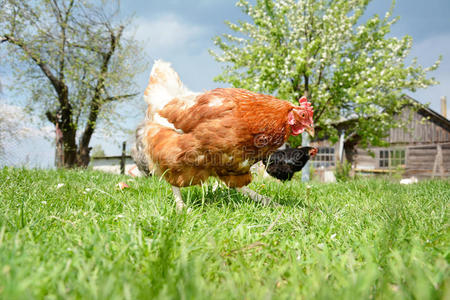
0, 0, 148, 167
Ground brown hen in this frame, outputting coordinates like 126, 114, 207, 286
132, 60, 314, 210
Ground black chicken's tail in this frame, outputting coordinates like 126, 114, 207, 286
131, 122, 152, 176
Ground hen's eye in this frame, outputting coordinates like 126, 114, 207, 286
301, 112, 306, 118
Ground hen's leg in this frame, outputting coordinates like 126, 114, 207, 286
237, 186, 274, 206
171, 186, 185, 211
220, 172, 272, 205
219, 174, 277, 206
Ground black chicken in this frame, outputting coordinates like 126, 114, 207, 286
262, 146, 318, 181
131, 122, 152, 176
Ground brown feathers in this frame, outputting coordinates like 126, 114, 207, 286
138, 61, 314, 188
143, 88, 300, 187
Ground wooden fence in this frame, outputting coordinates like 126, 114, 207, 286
90, 142, 134, 175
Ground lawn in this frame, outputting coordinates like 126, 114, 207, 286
0, 167, 449, 299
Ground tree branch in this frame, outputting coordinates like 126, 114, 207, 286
50, 0, 74, 83
103, 92, 138, 103
1, 34, 66, 105
50, 0, 64, 24
45, 110, 57, 125
303, 74, 309, 97
79, 25, 125, 150
344, 132, 358, 143
66, 42, 103, 54
314, 94, 332, 122
316, 63, 325, 87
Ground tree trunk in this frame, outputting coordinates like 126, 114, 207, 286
59, 98, 78, 168
55, 122, 64, 168
51, 99, 97, 168
61, 125, 77, 168
344, 142, 357, 165
343, 133, 361, 166
54, 122, 91, 168
47, 109, 77, 168
77, 144, 92, 167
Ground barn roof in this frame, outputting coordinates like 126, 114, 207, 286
404, 95, 450, 132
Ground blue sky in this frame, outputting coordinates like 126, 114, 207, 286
122, 0, 450, 104
2, 0, 450, 165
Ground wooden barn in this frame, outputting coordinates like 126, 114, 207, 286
311, 96, 450, 179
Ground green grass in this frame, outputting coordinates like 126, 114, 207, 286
0, 167, 449, 299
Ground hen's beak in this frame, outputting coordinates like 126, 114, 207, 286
306, 126, 315, 137
309, 147, 318, 157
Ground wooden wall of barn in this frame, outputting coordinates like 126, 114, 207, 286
405, 143, 450, 178
310, 104, 450, 178
388, 108, 450, 144
354, 148, 377, 169
353, 147, 405, 170
353, 143, 450, 178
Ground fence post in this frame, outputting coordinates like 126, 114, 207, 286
301, 132, 310, 182
432, 144, 444, 178
54, 111, 64, 168
120, 141, 126, 175
338, 130, 345, 163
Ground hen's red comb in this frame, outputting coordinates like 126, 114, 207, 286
299, 96, 312, 108
298, 96, 314, 117
299, 96, 312, 106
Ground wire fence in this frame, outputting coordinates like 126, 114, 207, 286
0, 102, 141, 170
0, 137, 136, 170
0, 103, 54, 168
0, 136, 55, 168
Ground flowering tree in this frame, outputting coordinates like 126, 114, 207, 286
211, 0, 440, 161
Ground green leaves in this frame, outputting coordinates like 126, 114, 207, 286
211, 0, 440, 148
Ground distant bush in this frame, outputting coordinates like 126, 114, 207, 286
334, 161, 352, 182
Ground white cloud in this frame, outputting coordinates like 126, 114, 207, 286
133, 13, 210, 56
127, 12, 226, 92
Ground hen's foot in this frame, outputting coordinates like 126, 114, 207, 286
237, 186, 279, 206
171, 186, 186, 212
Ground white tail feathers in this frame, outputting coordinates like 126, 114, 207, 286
144, 60, 194, 117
